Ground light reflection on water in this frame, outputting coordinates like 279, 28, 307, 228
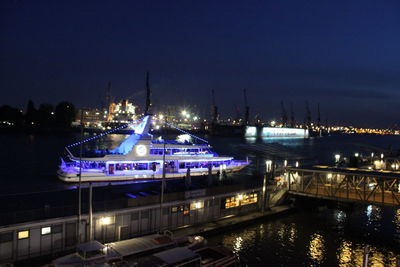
308, 233, 325, 265
207, 205, 400, 266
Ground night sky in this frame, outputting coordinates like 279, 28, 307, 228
1, 1, 400, 127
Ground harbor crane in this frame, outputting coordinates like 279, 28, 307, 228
243, 89, 249, 125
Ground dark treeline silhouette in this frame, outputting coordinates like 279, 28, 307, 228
0, 100, 76, 131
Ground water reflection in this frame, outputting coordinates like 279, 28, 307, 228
288, 224, 297, 244
308, 233, 325, 264
365, 205, 382, 232
232, 236, 243, 253
245, 137, 256, 144
221, 228, 257, 255
335, 210, 347, 224
337, 242, 397, 267
261, 137, 307, 147
337, 240, 353, 266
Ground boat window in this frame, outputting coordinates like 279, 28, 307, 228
150, 162, 160, 171
190, 162, 199, 168
199, 162, 208, 168
179, 163, 185, 169
116, 164, 123, 171
122, 163, 132, 170
135, 163, 148, 170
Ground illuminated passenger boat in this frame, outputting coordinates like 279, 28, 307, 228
58, 115, 249, 182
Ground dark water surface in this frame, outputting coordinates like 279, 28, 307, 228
1, 132, 400, 265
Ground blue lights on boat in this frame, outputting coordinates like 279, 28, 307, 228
126, 193, 137, 198
66, 122, 135, 148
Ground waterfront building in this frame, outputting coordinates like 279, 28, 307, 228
0, 183, 270, 263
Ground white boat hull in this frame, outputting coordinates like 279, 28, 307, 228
58, 162, 249, 183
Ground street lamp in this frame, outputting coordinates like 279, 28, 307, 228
335, 154, 341, 163
265, 160, 272, 173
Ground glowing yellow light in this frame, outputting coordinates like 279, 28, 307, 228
99, 217, 112, 225
18, 230, 29, 239
237, 194, 244, 201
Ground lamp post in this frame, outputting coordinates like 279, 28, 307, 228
262, 160, 272, 213
159, 142, 166, 232
78, 109, 83, 244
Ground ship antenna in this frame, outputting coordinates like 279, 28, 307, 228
305, 101, 311, 129
281, 101, 288, 127
211, 89, 218, 124
290, 102, 295, 128
144, 71, 151, 115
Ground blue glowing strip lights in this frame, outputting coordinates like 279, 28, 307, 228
66, 122, 135, 148
160, 120, 208, 144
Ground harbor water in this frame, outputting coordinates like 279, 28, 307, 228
1, 132, 400, 266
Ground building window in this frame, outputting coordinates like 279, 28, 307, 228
223, 193, 258, 209
171, 205, 184, 213
183, 204, 190, 215
52, 224, 63, 234
41, 227, 51, 235
0, 232, 13, 243
18, 230, 29, 240
190, 201, 204, 210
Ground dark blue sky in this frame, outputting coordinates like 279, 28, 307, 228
1, 0, 400, 127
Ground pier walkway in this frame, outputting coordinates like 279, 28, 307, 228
286, 166, 400, 206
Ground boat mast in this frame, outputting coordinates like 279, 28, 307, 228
144, 71, 151, 115
305, 101, 312, 129
281, 101, 287, 127
211, 89, 218, 124
290, 102, 295, 128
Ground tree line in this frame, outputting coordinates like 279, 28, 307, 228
0, 100, 76, 129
